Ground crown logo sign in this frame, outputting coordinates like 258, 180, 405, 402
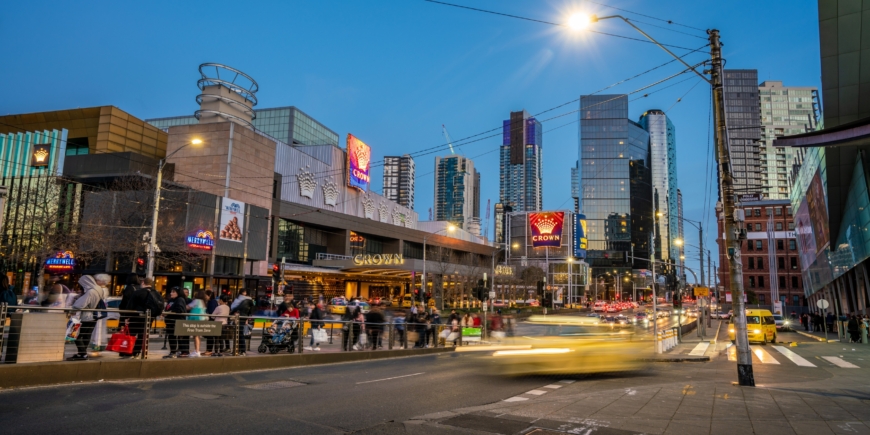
378, 202, 390, 223
361, 195, 375, 219
296, 165, 317, 199
322, 179, 339, 207
534, 217, 557, 234
392, 208, 405, 226
354, 144, 371, 170
34, 148, 49, 162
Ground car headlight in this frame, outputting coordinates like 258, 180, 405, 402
753, 329, 761, 334
729, 328, 735, 333
783, 321, 790, 325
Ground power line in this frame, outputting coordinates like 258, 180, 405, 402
581, 0, 707, 32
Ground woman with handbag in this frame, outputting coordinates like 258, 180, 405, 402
186, 291, 208, 357
351, 307, 365, 351
306, 301, 326, 351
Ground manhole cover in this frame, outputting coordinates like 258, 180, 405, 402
243, 380, 306, 390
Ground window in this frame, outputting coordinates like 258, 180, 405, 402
789, 240, 796, 250
775, 222, 783, 230
792, 295, 800, 306
759, 276, 765, 288
778, 257, 785, 269
756, 240, 763, 250
777, 240, 784, 250
748, 241, 754, 251
775, 207, 782, 216
749, 276, 756, 287
748, 258, 755, 269
755, 223, 762, 231
787, 206, 792, 216
758, 258, 764, 269
792, 276, 799, 288
790, 257, 797, 269
765, 208, 772, 216
754, 208, 762, 217
779, 276, 786, 288
759, 294, 766, 304
788, 222, 794, 230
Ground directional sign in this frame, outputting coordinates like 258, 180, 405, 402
693, 287, 710, 297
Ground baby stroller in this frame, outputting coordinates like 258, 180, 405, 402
258, 319, 299, 354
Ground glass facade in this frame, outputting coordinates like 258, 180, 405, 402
638, 110, 679, 262
724, 69, 762, 193
578, 95, 652, 268
434, 155, 477, 230
499, 110, 543, 213
276, 219, 328, 265
383, 155, 415, 209
147, 107, 338, 148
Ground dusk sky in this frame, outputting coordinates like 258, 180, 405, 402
1, 0, 822, 269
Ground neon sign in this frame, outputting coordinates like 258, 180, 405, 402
529, 212, 564, 247
45, 251, 75, 272
352, 253, 404, 266
186, 230, 215, 250
347, 134, 371, 191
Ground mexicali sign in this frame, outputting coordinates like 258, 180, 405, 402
352, 253, 404, 266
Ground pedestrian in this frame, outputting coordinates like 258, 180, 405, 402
428, 309, 441, 347
40, 277, 69, 309
230, 289, 254, 355
163, 287, 190, 358
305, 301, 326, 351
393, 311, 406, 347
118, 273, 141, 353
847, 315, 860, 343
207, 294, 231, 356
801, 312, 809, 331
21, 289, 38, 305
205, 290, 218, 317
66, 275, 108, 361
826, 312, 835, 333
0, 275, 17, 312
119, 277, 155, 359
187, 290, 207, 357
277, 293, 294, 317
351, 307, 365, 350
414, 311, 429, 348
366, 306, 385, 350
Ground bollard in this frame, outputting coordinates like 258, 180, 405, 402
656, 331, 662, 353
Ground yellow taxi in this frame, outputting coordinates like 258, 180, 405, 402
328, 297, 347, 315
401, 295, 413, 308
728, 309, 777, 344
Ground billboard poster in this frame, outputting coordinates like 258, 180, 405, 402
347, 134, 371, 191
573, 213, 587, 259
805, 169, 830, 252
530, 211, 565, 247
219, 197, 245, 242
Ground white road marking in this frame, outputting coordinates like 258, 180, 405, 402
688, 342, 710, 356
750, 346, 780, 364
822, 356, 859, 368
559, 380, 576, 384
772, 346, 817, 367
544, 384, 562, 389
503, 396, 529, 402
526, 389, 548, 395
355, 373, 424, 384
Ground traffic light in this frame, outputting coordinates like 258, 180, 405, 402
272, 263, 281, 283
135, 257, 146, 275
536, 280, 544, 293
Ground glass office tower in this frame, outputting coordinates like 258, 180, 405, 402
383, 154, 415, 209
578, 95, 652, 270
495, 110, 543, 243
638, 110, 679, 263
434, 155, 479, 232
724, 69, 762, 194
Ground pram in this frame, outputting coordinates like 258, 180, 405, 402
257, 318, 299, 354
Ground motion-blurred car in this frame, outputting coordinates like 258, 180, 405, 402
328, 297, 347, 315
773, 314, 791, 331
605, 305, 618, 313
525, 299, 540, 307
615, 315, 630, 325
634, 312, 648, 323
346, 300, 371, 314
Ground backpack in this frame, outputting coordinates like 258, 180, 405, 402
0, 287, 17, 307
94, 298, 109, 321
144, 289, 165, 317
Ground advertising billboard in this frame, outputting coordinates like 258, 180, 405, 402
219, 197, 245, 242
573, 213, 587, 259
31, 144, 51, 167
347, 134, 371, 191
45, 251, 75, 273
530, 211, 565, 247
186, 230, 215, 250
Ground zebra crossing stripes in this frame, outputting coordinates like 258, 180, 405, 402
750, 346, 780, 364
822, 356, 859, 368
772, 346, 817, 367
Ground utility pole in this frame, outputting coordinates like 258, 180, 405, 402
710, 29, 753, 386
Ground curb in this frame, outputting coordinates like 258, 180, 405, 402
794, 330, 830, 342
0, 347, 454, 390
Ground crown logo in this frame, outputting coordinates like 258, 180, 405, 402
361, 195, 375, 219
392, 208, 405, 226
534, 218, 557, 234
34, 148, 49, 162
378, 202, 390, 223
322, 179, 339, 207
296, 165, 317, 199
404, 214, 415, 229
353, 143, 371, 170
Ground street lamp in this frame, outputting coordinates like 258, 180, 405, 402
422, 225, 456, 308
146, 138, 203, 279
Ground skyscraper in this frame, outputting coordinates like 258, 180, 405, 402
434, 155, 479, 233
677, 188, 684, 281
724, 69, 762, 194
383, 154, 415, 209
758, 81, 819, 199
578, 95, 652, 270
638, 110, 679, 263
494, 110, 542, 243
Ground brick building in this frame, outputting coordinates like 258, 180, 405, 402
717, 199, 805, 307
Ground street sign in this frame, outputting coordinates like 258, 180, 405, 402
693, 287, 710, 297
816, 299, 829, 310
489, 291, 496, 299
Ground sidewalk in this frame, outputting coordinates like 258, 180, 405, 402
663, 319, 724, 360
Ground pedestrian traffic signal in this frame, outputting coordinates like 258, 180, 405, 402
136, 257, 146, 275
272, 263, 281, 282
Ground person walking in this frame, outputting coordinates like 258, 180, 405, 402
187, 291, 207, 357
847, 315, 860, 343
66, 275, 108, 361
366, 306, 385, 350
826, 312, 835, 333
163, 287, 189, 359
230, 289, 254, 356
306, 301, 326, 351
208, 294, 231, 356
801, 312, 809, 331
350, 307, 365, 350
118, 273, 141, 357
393, 311, 406, 347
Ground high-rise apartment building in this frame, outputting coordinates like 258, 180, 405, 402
677, 188, 684, 280
494, 110, 542, 243
578, 95, 652, 270
638, 110, 679, 262
758, 81, 819, 199
383, 154, 415, 209
434, 155, 479, 233
724, 69, 762, 194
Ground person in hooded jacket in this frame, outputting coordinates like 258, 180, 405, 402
67, 275, 109, 361
163, 287, 190, 358
230, 289, 254, 355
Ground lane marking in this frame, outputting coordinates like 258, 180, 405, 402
543, 384, 562, 389
822, 356, 859, 368
355, 373, 424, 384
688, 342, 710, 356
503, 396, 529, 402
772, 346, 817, 367
526, 390, 548, 395
559, 380, 576, 384
750, 345, 780, 364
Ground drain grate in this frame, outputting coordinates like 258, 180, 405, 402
243, 380, 307, 390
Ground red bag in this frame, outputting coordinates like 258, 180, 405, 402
107, 326, 136, 353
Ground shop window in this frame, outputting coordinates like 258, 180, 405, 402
749, 276, 756, 287
759, 276, 765, 288
789, 240, 796, 250
779, 276, 786, 288
748, 258, 755, 269
792, 276, 799, 288
214, 256, 241, 275
790, 257, 797, 269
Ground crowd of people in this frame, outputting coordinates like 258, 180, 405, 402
798, 311, 868, 343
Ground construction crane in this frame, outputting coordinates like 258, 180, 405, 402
483, 199, 491, 240
442, 124, 458, 155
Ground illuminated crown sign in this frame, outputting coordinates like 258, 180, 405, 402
530, 212, 565, 248
34, 148, 49, 162
361, 195, 375, 219
31, 144, 51, 167
534, 217, 557, 234
354, 144, 371, 170
378, 202, 390, 223
322, 179, 339, 207
296, 165, 317, 199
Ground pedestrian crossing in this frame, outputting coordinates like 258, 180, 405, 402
725, 343, 866, 368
